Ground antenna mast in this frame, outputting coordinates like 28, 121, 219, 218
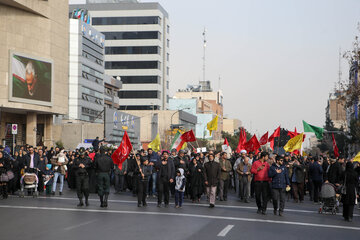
338, 47, 342, 91
202, 27, 206, 83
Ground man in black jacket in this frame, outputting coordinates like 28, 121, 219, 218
203, 153, 221, 208
24, 147, 40, 172
94, 147, 114, 207
157, 151, 175, 207
325, 158, 344, 187
74, 151, 92, 207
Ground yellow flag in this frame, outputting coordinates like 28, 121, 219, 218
284, 133, 304, 152
354, 152, 360, 163
148, 133, 160, 152
181, 142, 187, 150
207, 115, 218, 136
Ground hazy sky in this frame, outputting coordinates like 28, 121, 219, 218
144, 0, 359, 135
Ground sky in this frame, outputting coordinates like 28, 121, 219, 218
140, 0, 360, 136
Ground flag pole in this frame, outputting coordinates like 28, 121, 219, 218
277, 126, 281, 154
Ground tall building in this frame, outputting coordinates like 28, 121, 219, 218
69, 0, 170, 111
0, 0, 69, 147
68, 18, 105, 123
327, 92, 347, 130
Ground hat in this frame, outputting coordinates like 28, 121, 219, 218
171, 148, 177, 153
179, 150, 185, 154
240, 150, 247, 154
162, 150, 169, 155
46, 164, 52, 169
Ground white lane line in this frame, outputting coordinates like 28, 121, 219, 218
217, 225, 234, 237
0, 205, 359, 231
64, 220, 96, 231
27, 196, 360, 217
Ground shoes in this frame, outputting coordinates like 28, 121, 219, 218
261, 211, 267, 215
77, 201, 84, 207
165, 204, 169, 208
279, 211, 283, 217
152, 194, 157, 198
220, 198, 224, 201
157, 203, 161, 208
244, 199, 250, 203
143, 203, 147, 207
349, 218, 353, 222
257, 209, 261, 214
51, 191, 55, 196
175, 205, 179, 208
85, 199, 89, 206
273, 210, 277, 215
209, 204, 215, 208
59, 192, 62, 196
224, 198, 227, 201
138, 204, 142, 207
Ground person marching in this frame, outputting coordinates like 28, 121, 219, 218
74, 149, 92, 207
203, 153, 221, 208
268, 156, 290, 216
135, 154, 152, 207
94, 147, 114, 208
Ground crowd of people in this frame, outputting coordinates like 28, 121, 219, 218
0, 143, 359, 222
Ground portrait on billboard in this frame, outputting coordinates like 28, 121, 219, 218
9, 51, 53, 106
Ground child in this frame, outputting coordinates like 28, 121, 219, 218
175, 168, 186, 208
43, 164, 54, 195
136, 155, 152, 207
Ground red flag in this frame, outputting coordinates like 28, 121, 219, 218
268, 126, 280, 150
236, 128, 247, 153
112, 131, 133, 170
288, 127, 298, 138
244, 135, 260, 153
259, 132, 268, 145
181, 129, 196, 142
224, 138, 229, 146
332, 133, 339, 158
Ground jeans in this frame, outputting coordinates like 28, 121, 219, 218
272, 188, 286, 212
312, 180, 322, 202
151, 172, 157, 195
52, 172, 64, 193
175, 190, 184, 207
292, 182, 304, 201
114, 175, 126, 192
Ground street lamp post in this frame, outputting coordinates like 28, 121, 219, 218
170, 108, 190, 127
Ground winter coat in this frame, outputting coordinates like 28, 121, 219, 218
203, 160, 221, 186
341, 163, 359, 205
268, 163, 290, 189
189, 161, 204, 189
51, 154, 69, 175
308, 162, 323, 182
236, 162, 252, 182
157, 158, 175, 182
175, 168, 186, 192
291, 162, 305, 183
219, 159, 232, 181
24, 153, 40, 169
114, 159, 127, 175
325, 161, 343, 185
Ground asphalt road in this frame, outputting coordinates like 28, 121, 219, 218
0, 189, 359, 240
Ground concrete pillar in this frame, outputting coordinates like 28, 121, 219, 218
44, 115, 53, 147
26, 112, 37, 146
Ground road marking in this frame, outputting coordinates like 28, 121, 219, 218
217, 225, 234, 237
0, 205, 359, 231
24, 196, 359, 217
64, 220, 96, 231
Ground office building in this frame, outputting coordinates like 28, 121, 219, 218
69, 0, 170, 111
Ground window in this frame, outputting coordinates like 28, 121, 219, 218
105, 61, 160, 70
118, 90, 159, 99
82, 51, 103, 66
167, 25, 170, 34
116, 76, 160, 84
167, 53, 169, 61
92, 16, 160, 25
166, 67, 169, 76
119, 105, 160, 110
82, 65, 103, 79
105, 46, 159, 55
102, 31, 160, 40
167, 39, 170, 48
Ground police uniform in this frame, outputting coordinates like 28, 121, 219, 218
74, 154, 91, 206
94, 151, 114, 207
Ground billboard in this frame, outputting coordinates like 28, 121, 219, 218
9, 51, 53, 106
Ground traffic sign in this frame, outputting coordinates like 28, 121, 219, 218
12, 124, 18, 135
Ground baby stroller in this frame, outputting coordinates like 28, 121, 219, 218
318, 183, 337, 214
19, 169, 39, 198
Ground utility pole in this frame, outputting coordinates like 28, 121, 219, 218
202, 27, 206, 84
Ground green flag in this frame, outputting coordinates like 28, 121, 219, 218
302, 120, 324, 140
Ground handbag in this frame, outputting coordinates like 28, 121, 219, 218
7, 171, 14, 180
0, 173, 9, 182
340, 174, 347, 195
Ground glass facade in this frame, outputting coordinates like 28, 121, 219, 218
105, 46, 159, 55
105, 61, 160, 70
102, 31, 160, 40
119, 105, 160, 110
92, 16, 160, 25
118, 90, 159, 99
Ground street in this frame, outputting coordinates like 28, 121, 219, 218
0, 189, 359, 240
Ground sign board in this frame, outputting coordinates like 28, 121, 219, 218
197, 147, 207, 153
11, 124, 18, 135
